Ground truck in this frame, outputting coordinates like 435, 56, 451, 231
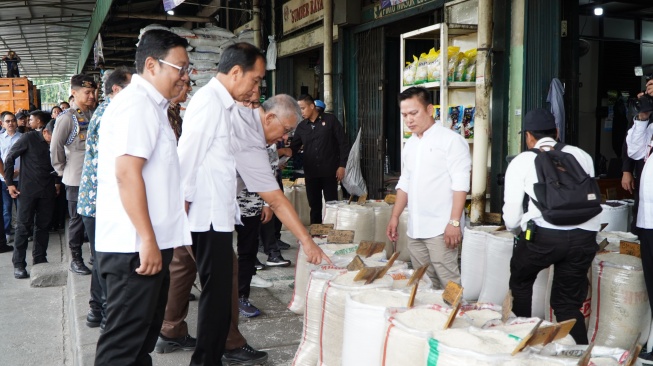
0, 77, 40, 113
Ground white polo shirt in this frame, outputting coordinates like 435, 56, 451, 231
95, 74, 192, 253
396, 124, 471, 239
178, 77, 240, 232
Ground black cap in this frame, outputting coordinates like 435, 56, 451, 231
15, 111, 27, 120
520, 108, 556, 133
70, 74, 97, 89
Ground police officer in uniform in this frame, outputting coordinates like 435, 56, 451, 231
51, 74, 96, 275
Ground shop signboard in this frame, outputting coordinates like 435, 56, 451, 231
362, 0, 435, 22
282, 0, 325, 34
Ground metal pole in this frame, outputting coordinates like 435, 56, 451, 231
271, 0, 276, 96
470, 0, 493, 224
252, 0, 261, 48
114, 13, 214, 23
323, 0, 333, 112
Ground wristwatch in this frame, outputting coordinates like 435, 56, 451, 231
448, 219, 460, 227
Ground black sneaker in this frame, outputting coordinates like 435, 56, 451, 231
238, 297, 261, 318
276, 239, 291, 250
154, 334, 197, 354
0, 244, 13, 253
639, 349, 653, 365
254, 258, 265, 271
266, 255, 291, 267
223, 344, 268, 365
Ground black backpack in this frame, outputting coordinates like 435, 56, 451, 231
528, 143, 603, 225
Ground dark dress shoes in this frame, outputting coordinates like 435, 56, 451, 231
14, 267, 28, 279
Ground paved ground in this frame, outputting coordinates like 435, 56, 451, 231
0, 227, 302, 366
69, 231, 302, 366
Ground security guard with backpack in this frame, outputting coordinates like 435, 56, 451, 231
502, 108, 602, 345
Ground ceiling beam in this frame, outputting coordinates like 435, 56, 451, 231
77, 0, 116, 73
113, 12, 215, 23
103, 32, 140, 38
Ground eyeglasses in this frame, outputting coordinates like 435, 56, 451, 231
3, 119, 16, 123
242, 100, 261, 108
274, 116, 295, 135
158, 59, 194, 77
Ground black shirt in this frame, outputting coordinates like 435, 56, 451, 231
4, 131, 58, 198
290, 112, 349, 178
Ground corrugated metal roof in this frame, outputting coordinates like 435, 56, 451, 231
0, 0, 97, 78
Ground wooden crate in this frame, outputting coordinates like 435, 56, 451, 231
0, 78, 30, 100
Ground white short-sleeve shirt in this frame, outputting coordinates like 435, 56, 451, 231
95, 74, 191, 253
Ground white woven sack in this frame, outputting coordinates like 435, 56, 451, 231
319, 272, 393, 366
169, 27, 195, 37
139, 24, 169, 36
460, 226, 495, 301
322, 200, 344, 225
194, 45, 223, 54
192, 26, 235, 38
477, 231, 514, 304
596, 231, 638, 252
588, 253, 650, 348
189, 70, 215, 81
395, 209, 411, 262
335, 204, 375, 243
382, 305, 471, 366
293, 185, 311, 226
341, 289, 443, 366
188, 52, 221, 63
292, 268, 346, 366
190, 61, 218, 71
599, 203, 629, 232
428, 328, 522, 366
189, 35, 233, 48
281, 186, 295, 231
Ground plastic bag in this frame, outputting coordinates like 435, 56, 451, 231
415, 52, 429, 84
426, 48, 440, 82
342, 128, 367, 197
462, 106, 475, 139
447, 48, 462, 82
463, 48, 478, 82
403, 55, 418, 86
455, 54, 470, 81
266, 35, 277, 70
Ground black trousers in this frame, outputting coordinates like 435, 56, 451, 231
190, 228, 233, 366
82, 215, 105, 315
12, 194, 53, 268
51, 182, 67, 230
305, 176, 339, 224
637, 228, 653, 316
260, 219, 281, 258
66, 186, 85, 252
235, 215, 261, 298
509, 226, 597, 344
94, 248, 173, 366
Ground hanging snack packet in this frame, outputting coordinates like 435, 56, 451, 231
426, 48, 440, 82
433, 105, 442, 124
455, 53, 470, 81
448, 105, 464, 131
415, 52, 429, 84
403, 55, 419, 86
462, 106, 475, 139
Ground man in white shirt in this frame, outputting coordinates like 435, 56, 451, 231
627, 78, 653, 323
386, 87, 471, 289
93, 29, 192, 365
503, 108, 600, 345
178, 43, 329, 366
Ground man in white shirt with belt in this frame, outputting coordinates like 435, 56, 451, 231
178, 43, 328, 366
386, 86, 471, 289
627, 78, 653, 324
503, 108, 600, 345
93, 29, 192, 365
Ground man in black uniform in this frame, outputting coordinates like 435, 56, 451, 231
287, 95, 349, 224
5, 121, 59, 278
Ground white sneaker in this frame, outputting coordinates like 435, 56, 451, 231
6, 235, 13, 243
250, 275, 272, 288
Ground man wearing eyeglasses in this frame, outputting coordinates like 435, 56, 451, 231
93, 29, 192, 365
0, 112, 21, 249
50, 74, 96, 276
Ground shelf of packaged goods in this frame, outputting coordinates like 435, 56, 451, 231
401, 81, 476, 91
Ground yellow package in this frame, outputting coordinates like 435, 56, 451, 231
403, 55, 418, 86
426, 48, 440, 82
446, 47, 461, 82
415, 52, 429, 84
